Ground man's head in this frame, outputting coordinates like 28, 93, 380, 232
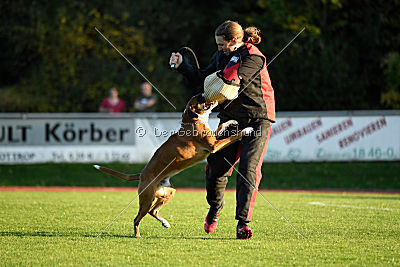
215, 20, 244, 55
215, 20, 261, 55
141, 82, 152, 96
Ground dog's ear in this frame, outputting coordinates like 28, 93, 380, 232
188, 107, 198, 119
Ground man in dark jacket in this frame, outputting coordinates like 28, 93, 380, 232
170, 20, 275, 239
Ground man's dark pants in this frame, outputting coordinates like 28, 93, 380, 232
205, 117, 271, 223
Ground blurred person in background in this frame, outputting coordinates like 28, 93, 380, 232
99, 87, 126, 113
134, 82, 157, 112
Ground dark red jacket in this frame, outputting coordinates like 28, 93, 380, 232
100, 98, 126, 113
178, 43, 275, 122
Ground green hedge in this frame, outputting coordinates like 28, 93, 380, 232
1, 162, 399, 190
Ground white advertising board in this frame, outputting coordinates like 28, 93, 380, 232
0, 111, 399, 164
266, 115, 399, 161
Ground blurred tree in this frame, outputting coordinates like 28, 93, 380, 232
381, 52, 400, 108
0, 0, 399, 112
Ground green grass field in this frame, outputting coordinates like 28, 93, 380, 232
1, 190, 399, 265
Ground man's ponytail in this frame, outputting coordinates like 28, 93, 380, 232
244, 26, 261, 45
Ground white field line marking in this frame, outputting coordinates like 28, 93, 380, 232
308, 202, 400, 211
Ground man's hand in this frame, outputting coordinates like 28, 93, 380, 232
169, 52, 183, 69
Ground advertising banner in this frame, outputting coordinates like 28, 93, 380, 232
0, 112, 399, 164
266, 115, 398, 161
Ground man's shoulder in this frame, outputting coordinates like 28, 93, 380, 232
237, 46, 265, 67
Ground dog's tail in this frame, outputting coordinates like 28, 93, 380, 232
93, 165, 140, 181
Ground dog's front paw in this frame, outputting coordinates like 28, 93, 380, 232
218, 120, 239, 136
242, 127, 254, 135
224, 120, 238, 127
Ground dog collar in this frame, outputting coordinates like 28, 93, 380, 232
181, 122, 203, 125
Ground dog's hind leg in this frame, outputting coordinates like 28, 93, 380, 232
133, 181, 157, 238
149, 186, 176, 228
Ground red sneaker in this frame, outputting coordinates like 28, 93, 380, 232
204, 213, 219, 233
237, 225, 253, 239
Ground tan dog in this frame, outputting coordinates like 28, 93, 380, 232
95, 93, 252, 237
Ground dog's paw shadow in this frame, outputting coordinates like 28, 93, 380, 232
0, 231, 234, 240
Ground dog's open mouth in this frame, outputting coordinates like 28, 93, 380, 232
204, 101, 217, 110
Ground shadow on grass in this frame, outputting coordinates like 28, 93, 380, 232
0, 231, 104, 238
0, 231, 233, 240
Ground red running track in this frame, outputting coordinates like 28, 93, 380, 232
0, 186, 399, 194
